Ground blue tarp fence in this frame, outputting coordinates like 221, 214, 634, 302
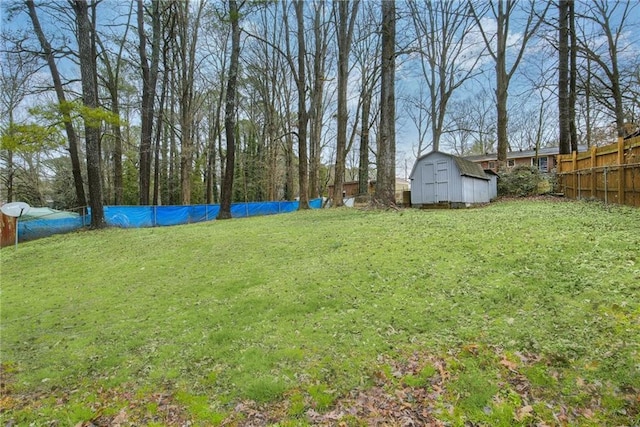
18, 199, 322, 242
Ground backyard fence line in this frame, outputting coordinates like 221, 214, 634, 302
17, 199, 322, 242
556, 136, 640, 207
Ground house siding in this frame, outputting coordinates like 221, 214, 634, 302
463, 146, 592, 173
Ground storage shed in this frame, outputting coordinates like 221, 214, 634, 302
410, 151, 496, 207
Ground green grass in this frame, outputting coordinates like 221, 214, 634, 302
1, 199, 639, 425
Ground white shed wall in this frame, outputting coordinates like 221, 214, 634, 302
461, 176, 490, 204
410, 152, 496, 205
410, 152, 465, 204
487, 175, 498, 200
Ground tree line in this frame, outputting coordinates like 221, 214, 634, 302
1, 0, 638, 226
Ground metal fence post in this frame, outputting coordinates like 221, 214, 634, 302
603, 167, 608, 205
578, 172, 581, 199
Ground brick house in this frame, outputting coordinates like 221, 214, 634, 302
464, 146, 587, 173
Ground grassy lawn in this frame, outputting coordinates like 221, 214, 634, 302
1, 199, 639, 426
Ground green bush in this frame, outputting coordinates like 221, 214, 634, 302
498, 165, 542, 197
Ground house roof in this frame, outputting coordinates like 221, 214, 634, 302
463, 145, 588, 162
411, 151, 489, 181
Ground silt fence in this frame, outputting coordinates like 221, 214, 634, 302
18, 199, 322, 242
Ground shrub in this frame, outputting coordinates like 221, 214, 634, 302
498, 165, 543, 197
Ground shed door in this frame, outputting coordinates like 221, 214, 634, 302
436, 161, 449, 202
422, 163, 435, 203
422, 160, 449, 203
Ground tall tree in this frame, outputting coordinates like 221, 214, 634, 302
352, 2, 381, 196
331, 0, 359, 207
71, 0, 105, 227
95, 1, 134, 204
217, 0, 241, 219
25, 0, 86, 208
294, 0, 310, 209
469, 0, 550, 169
200, 13, 230, 205
243, 2, 283, 201
280, 0, 310, 208
137, 0, 162, 205
308, 0, 330, 199
170, 0, 206, 205
0, 47, 38, 203
568, 0, 577, 151
375, 0, 396, 206
575, 0, 637, 138
558, 0, 571, 154
408, 0, 483, 153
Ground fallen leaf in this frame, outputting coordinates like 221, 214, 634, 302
112, 408, 128, 426
500, 356, 518, 371
582, 408, 594, 419
516, 405, 534, 421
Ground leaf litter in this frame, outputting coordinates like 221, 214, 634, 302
6, 344, 635, 426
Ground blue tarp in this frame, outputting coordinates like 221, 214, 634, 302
18, 216, 88, 242
18, 199, 323, 241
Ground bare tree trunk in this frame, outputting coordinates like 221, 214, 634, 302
358, 86, 372, 196
205, 121, 217, 204
168, 90, 178, 204
284, 133, 294, 200
568, 0, 577, 152
137, 0, 161, 205
6, 149, 13, 202
558, 0, 570, 154
26, 0, 86, 208
332, 0, 359, 207
72, 0, 104, 227
153, 55, 168, 206
469, 0, 549, 170
294, 0, 310, 209
585, 56, 592, 148
96, 2, 132, 205
110, 99, 124, 204
308, 1, 329, 200
218, 0, 241, 219
494, 1, 509, 167
376, 0, 396, 206
281, 81, 295, 201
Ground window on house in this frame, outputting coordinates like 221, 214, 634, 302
539, 156, 548, 171
532, 156, 548, 171
488, 161, 496, 169
507, 159, 515, 167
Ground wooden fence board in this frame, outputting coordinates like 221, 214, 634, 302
557, 137, 640, 207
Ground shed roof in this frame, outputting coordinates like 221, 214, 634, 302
453, 156, 490, 180
411, 151, 490, 181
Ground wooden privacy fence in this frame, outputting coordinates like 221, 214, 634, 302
556, 136, 640, 207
